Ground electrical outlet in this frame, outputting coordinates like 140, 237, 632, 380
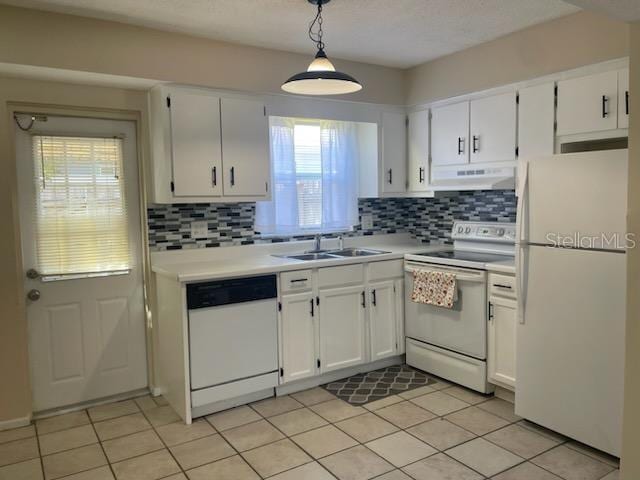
361, 213, 374, 230
190, 220, 208, 239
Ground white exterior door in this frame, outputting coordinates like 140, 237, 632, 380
431, 101, 469, 167
319, 285, 366, 373
169, 90, 223, 197
469, 92, 517, 164
16, 116, 147, 412
369, 281, 397, 361
556, 71, 619, 135
220, 97, 270, 197
381, 112, 407, 194
488, 297, 517, 388
280, 292, 317, 383
407, 109, 430, 191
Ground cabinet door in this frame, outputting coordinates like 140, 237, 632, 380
280, 292, 317, 383
517, 83, 555, 195
431, 102, 469, 167
381, 112, 407, 194
557, 71, 618, 135
220, 97, 270, 197
470, 92, 517, 164
488, 296, 517, 389
394, 279, 405, 355
369, 280, 397, 361
618, 68, 629, 129
169, 90, 222, 197
319, 285, 366, 373
407, 109, 430, 192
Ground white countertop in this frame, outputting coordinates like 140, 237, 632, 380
151, 234, 444, 283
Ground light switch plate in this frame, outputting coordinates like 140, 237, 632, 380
190, 220, 208, 239
361, 213, 374, 230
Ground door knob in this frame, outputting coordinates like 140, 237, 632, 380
27, 289, 41, 301
26, 268, 40, 280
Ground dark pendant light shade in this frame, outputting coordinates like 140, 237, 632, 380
282, 0, 362, 95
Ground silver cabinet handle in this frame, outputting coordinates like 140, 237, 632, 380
27, 289, 41, 301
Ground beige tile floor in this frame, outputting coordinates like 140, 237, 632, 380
0, 384, 620, 480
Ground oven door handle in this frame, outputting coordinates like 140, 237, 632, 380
404, 264, 485, 283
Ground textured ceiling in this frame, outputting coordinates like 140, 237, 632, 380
563, 0, 640, 21
0, 0, 581, 68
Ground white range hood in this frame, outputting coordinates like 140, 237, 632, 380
429, 166, 515, 191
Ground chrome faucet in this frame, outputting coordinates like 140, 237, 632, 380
313, 233, 322, 252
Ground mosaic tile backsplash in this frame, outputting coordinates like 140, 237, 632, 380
147, 190, 517, 251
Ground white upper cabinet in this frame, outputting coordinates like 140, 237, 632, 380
618, 68, 630, 129
431, 102, 469, 166
407, 109, 430, 192
169, 90, 223, 197
469, 92, 517, 164
381, 112, 407, 194
220, 97, 270, 197
148, 85, 271, 203
517, 83, 555, 160
557, 70, 619, 135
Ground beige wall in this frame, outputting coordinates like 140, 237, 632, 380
405, 11, 630, 105
0, 77, 148, 422
0, 5, 404, 106
621, 21, 640, 480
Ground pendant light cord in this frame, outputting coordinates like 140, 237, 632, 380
308, 2, 325, 51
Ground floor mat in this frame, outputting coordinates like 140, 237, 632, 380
322, 364, 436, 405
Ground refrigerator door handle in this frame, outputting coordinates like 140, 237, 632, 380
517, 244, 528, 324
516, 159, 529, 324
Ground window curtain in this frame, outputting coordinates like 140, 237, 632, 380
256, 117, 359, 236
255, 117, 299, 235
319, 120, 359, 231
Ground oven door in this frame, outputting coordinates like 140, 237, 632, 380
404, 261, 487, 359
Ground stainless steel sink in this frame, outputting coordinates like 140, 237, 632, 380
282, 253, 339, 261
328, 248, 390, 257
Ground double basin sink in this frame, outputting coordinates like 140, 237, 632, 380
275, 247, 390, 262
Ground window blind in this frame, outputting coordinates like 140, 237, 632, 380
33, 135, 130, 277
294, 124, 322, 229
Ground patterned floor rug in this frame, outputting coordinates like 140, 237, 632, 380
322, 364, 436, 405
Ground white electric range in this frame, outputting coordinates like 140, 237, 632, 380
404, 220, 516, 393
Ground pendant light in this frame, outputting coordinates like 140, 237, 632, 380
282, 0, 362, 95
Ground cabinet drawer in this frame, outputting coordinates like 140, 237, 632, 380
488, 273, 516, 299
280, 270, 313, 293
368, 260, 403, 281
318, 264, 364, 288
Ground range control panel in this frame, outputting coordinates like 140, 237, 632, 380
451, 221, 516, 243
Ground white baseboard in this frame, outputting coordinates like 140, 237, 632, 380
275, 356, 404, 396
151, 386, 164, 397
0, 415, 31, 431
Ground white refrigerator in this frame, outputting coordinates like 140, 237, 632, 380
515, 149, 628, 457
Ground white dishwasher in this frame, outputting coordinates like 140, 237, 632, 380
187, 275, 279, 409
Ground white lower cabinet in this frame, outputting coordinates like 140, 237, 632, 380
279, 291, 317, 383
319, 285, 367, 373
368, 280, 398, 361
487, 273, 517, 390
278, 260, 403, 384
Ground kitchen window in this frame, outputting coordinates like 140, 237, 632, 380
33, 135, 130, 278
256, 116, 359, 236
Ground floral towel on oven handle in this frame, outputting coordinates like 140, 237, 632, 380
411, 270, 457, 308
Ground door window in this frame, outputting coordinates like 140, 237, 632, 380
32, 135, 130, 279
